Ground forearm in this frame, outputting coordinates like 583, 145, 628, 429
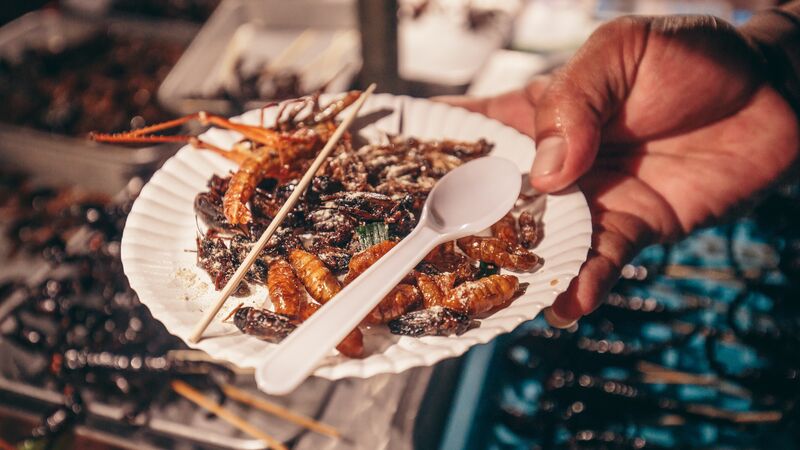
740, 1, 800, 115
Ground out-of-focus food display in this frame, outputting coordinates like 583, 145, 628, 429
0, 32, 183, 136
159, 1, 361, 116
194, 27, 360, 111
0, 169, 206, 446
213, 60, 305, 104
0, 166, 352, 449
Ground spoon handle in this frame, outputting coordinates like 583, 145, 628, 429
255, 225, 443, 394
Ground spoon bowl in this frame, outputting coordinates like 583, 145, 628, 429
424, 157, 523, 235
255, 156, 522, 394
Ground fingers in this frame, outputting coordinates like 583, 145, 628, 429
545, 209, 653, 327
544, 250, 619, 328
530, 18, 649, 193
433, 95, 490, 115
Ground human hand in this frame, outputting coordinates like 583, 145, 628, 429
441, 16, 800, 326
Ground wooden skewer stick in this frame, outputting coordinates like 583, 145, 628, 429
188, 84, 377, 343
222, 383, 341, 438
663, 264, 763, 281
217, 24, 256, 93
171, 380, 288, 450
267, 29, 317, 73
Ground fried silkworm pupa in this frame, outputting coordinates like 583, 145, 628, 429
364, 283, 421, 325
490, 212, 518, 246
456, 236, 540, 273
416, 272, 456, 309
267, 258, 305, 318
388, 306, 477, 337
344, 240, 397, 284
443, 274, 522, 315
289, 248, 342, 303
234, 307, 296, 343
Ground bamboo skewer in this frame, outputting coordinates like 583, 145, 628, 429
663, 264, 763, 282
171, 380, 288, 450
188, 83, 377, 343
302, 30, 359, 87
217, 24, 256, 93
222, 384, 341, 438
267, 29, 317, 73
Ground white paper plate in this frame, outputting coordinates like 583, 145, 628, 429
120, 93, 592, 380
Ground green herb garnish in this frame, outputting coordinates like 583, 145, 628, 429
356, 222, 390, 250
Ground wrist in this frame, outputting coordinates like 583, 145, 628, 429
739, 3, 800, 116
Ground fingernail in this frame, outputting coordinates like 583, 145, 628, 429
543, 306, 577, 329
532, 136, 566, 178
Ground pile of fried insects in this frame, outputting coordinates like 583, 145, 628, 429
92, 91, 543, 358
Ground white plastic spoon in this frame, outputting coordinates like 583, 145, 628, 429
255, 156, 522, 394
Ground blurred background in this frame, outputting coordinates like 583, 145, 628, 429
2, 1, 800, 449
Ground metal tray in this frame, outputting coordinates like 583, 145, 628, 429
158, 0, 360, 116
0, 10, 200, 192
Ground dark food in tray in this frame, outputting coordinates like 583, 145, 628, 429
400, 0, 503, 32
0, 169, 234, 447
206, 57, 305, 110
0, 32, 183, 136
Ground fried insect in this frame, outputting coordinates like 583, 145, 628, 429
91, 91, 363, 225
196, 233, 250, 297
388, 306, 476, 337
223, 136, 316, 225
443, 274, 521, 315
229, 234, 269, 284
264, 258, 363, 356
321, 192, 398, 221
491, 212, 518, 246
419, 241, 477, 283
426, 138, 493, 159
267, 259, 305, 318
344, 240, 397, 284
518, 211, 540, 248
364, 284, 422, 325
416, 272, 456, 309
424, 151, 464, 177
307, 209, 356, 246
342, 241, 421, 324
311, 244, 352, 273
233, 307, 296, 343
288, 248, 342, 303
326, 150, 370, 191
193, 192, 229, 233
456, 236, 540, 272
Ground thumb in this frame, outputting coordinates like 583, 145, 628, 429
530, 18, 649, 192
